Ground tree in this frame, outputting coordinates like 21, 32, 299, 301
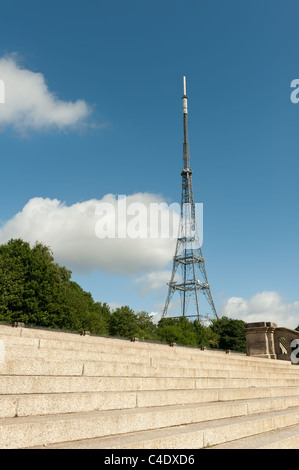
0, 239, 71, 325
157, 317, 198, 346
209, 316, 247, 352
0, 239, 108, 334
135, 311, 157, 340
108, 306, 139, 338
193, 320, 219, 348
57, 281, 110, 334
89, 302, 111, 335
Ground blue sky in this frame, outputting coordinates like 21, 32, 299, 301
0, 0, 299, 327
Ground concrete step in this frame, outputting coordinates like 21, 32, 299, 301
2, 387, 299, 419
0, 375, 200, 394
1, 323, 299, 449
1, 325, 295, 370
209, 422, 299, 448
0, 400, 250, 448
0, 358, 84, 376
25, 406, 299, 449
0, 327, 220, 360
137, 386, 299, 407
2, 355, 299, 385
1, 358, 230, 380
0, 391, 137, 418
0, 352, 254, 379
4, 344, 299, 378
1, 364, 299, 397
0, 325, 273, 365
0, 368, 298, 393
0, 338, 299, 379
197, 376, 299, 388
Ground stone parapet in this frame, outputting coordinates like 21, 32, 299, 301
244, 322, 299, 361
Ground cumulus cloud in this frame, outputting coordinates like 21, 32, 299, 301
0, 54, 91, 133
149, 311, 163, 324
0, 194, 178, 275
220, 291, 299, 329
134, 271, 172, 297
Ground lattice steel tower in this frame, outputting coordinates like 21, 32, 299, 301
162, 76, 218, 322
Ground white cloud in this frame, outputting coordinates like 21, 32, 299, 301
134, 270, 172, 297
149, 311, 163, 324
0, 54, 91, 133
0, 194, 178, 275
220, 291, 299, 329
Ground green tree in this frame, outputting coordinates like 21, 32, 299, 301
157, 317, 198, 346
89, 302, 111, 335
0, 239, 71, 325
57, 281, 110, 334
193, 320, 220, 348
135, 311, 158, 340
108, 306, 139, 338
209, 316, 247, 352
0, 239, 108, 334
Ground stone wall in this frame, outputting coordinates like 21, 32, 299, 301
244, 322, 299, 361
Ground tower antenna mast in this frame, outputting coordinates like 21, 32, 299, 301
162, 76, 218, 322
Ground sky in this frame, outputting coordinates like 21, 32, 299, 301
0, 0, 299, 328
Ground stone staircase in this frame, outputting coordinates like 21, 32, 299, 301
0, 323, 299, 449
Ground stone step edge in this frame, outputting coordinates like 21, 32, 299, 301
1, 382, 299, 397
1, 335, 296, 374
0, 325, 246, 357
209, 421, 299, 449
0, 374, 299, 392
1, 390, 299, 418
0, 337, 259, 362
1, 374, 299, 392
1, 335, 289, 366
25, 406, 299, 449
0, 326, 242, 356
0, 327, 289, 366
3, 347, 297, 375
1, 358, 298, 380
3, 347, 296, 376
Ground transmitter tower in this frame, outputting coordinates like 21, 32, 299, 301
162, 76, 218, 322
